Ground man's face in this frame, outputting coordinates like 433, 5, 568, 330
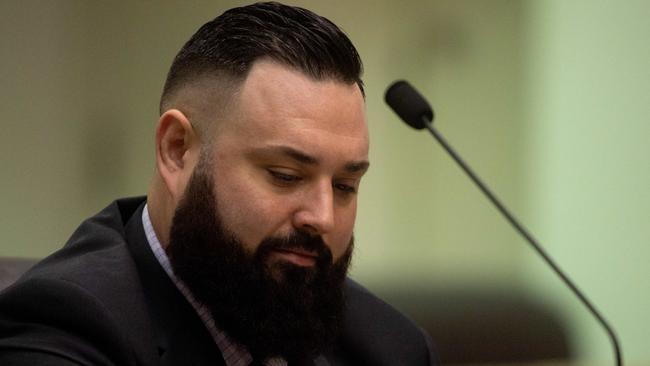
166, 60, 369, 361
206, 60, 369, 269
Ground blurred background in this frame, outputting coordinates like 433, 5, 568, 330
1, 1, 648, 365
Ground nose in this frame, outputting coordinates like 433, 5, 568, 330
292, 180, 335, 236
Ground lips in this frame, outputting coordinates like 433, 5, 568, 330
272, 248, 318, 267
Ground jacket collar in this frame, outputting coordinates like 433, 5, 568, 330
121, 198, 226, 366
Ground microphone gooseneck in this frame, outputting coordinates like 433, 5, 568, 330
384, 80, 622, 366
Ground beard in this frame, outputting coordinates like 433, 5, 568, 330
166, 161, 353, 363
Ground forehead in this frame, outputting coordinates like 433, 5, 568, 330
212, 60, 369, 168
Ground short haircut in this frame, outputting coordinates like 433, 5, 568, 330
159, 1, 364, 121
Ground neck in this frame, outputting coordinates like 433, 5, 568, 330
147, 177, 174, 249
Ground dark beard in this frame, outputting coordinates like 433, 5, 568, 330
166, 163, 352, 363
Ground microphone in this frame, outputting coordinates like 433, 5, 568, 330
385, 80, 623, 366
384, 80, 433, 129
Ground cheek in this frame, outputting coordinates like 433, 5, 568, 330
330, 205, 357, 259
212, 172, 287, 249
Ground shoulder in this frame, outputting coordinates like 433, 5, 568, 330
10, 197, 148, 324
337, 279, 438, 366
0, 197, 155, 366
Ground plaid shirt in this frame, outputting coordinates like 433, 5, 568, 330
142, 205, 287, 366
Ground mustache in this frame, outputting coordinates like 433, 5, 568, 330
255, 231, 333, 265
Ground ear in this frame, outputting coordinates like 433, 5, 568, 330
155, 109, 200, 202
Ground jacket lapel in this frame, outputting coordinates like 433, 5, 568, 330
124, 201, 226, 366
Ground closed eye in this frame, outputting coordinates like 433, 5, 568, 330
334, 182, 357, 194
268, 170, 302, 184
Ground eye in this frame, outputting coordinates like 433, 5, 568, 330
268, 170, 302, 185
334, 182, 357, 194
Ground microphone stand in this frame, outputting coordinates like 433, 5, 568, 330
422, 116, 622, 366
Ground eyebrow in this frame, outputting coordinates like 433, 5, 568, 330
344, 160, 370, 174
253, 145, 370, 174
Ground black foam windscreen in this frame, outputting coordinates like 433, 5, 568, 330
384, 80, 434, 129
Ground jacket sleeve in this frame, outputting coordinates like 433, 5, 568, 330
420, 326, 441, 366
0, 277, 131, 366
0, 350, 86, 365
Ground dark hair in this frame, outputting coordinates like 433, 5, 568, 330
160, 2, 363, 114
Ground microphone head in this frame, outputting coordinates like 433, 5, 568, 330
384, 80, 434, 130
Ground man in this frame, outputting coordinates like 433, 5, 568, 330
0, 2, 437, 365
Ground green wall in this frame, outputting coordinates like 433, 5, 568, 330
521, 1, 650, 365
1, 1, 647, 365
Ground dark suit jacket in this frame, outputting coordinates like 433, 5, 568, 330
0, 197, 437, 365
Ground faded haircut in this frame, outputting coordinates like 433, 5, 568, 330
159, 2, 364, 138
